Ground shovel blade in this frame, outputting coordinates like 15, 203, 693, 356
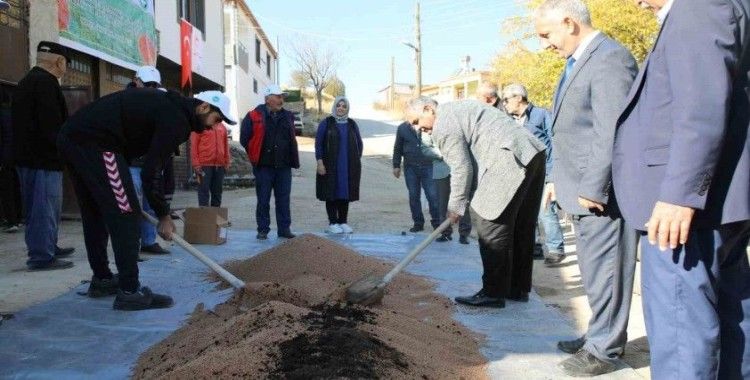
345, 274, 386, 305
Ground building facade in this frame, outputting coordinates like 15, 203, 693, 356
223, 0, 278, 140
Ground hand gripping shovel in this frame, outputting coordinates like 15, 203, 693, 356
141, 211, 246, 290
345, 218, 452, 305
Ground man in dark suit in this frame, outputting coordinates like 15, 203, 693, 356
502, 83, 566, 264
613, 0, 750, 378
534, 0, 639, 376
11, 41, 75, 271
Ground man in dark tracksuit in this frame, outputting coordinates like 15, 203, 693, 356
12, 41, 76, 271
58, 89, 235, 310
240, 84, 300, 240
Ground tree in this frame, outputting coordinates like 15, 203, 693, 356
324, 76, 346, 97
289, 70, 310, 93
491, 0, 658, 109
286, 38, 339, 114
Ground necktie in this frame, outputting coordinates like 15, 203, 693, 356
553, 57, 576, 111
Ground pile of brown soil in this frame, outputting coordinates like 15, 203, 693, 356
134, 234, 487, 379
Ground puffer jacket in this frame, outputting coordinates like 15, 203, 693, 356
190, 122, 230, 168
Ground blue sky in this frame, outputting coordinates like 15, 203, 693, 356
245, 0, 527, 103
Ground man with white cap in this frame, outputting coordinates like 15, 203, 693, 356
58, 88, 236, 310
128, 66, 170, 255
240, 84, 300, 240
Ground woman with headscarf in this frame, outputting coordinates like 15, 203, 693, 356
315, 97, 363, 234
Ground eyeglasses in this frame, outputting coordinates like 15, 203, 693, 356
502, 95, 519, 103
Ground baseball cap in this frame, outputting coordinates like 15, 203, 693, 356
135, 66, 161, 85
37, 41, 70, 62
194, 91, 237, 125
262, 84, 286, 97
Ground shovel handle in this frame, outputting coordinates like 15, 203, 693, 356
141, 211, 246, 290
382, 218, 453, 285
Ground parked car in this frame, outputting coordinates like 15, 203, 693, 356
293, 113, 304, 136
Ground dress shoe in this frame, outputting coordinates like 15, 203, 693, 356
140, 243, 170, 254
256, 231, 269, 240
558, 349, 616, 377
454, 290, 505, 308
27, 258, 74, 272
55, 246, 75, 257
558, 336, 586, 354
545, 252, 566, 265
459, 235, 469, 244
409, 224, 424, 233
532, 244, 545, 259
507, 292, 529, 302
278, 231, 296, 239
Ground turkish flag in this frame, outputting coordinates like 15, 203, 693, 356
180, 19, 193, 90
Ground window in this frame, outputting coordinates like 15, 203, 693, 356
255, 37, 261, 65
253, 79, 258, 94
266, 53, 271, 77
178, 0, 205, 34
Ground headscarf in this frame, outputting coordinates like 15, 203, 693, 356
332, 96, 350, 123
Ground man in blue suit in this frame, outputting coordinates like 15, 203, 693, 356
502, 83, 566, 265
613, 0, 750, 378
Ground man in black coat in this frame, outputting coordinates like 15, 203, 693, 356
11, 41, 75, 271
58, 89, 236, 310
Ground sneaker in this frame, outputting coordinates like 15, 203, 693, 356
113, 286, 174, 311
55, 246, 75, 258
409, 224, 424, 233
459, 235, 470, 244
88, 274, 119, 298
326, 224, 343, 234
140, 243, 170, 254
3, 224, 19, 233
257, 231, 269, 240
339, 223, 353, 234
27, 258, 74, 272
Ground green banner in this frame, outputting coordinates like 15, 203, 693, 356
58, 0, 157, 67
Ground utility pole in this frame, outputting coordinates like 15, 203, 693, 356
390, 56, 395, 110
415, 0, 422, 96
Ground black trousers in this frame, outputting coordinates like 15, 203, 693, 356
325, 200, 349, 224
59, 137, 141, 292
472, 152, 545, 298
0, 165, 22, 225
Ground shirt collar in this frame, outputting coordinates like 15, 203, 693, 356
571, 30, 601, 61
657, 0, 674, 24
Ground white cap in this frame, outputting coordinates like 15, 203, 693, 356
135, 66, 161, 85
262, 84, 286, 97
194, 91, 237, 125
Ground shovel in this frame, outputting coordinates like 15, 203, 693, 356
141, 211, 246, 290
346, 218, 452, 305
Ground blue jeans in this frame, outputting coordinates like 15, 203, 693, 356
16, 167, 62, 266
129, 167, 157, 246
253, 166, 292, 234
536, 201, 565, 253
198, 166, 225, 207
404, 164, 439, 227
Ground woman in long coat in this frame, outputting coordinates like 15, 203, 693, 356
315, 96, 363, 233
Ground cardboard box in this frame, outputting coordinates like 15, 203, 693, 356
183, 207, 229, 245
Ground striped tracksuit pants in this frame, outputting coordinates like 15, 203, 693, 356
58, 136, 141, 292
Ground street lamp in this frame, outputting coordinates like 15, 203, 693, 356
401, 42, 421, 97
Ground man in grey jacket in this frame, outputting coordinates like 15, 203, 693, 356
409, 97, 546, 309
535, 0, 638, 376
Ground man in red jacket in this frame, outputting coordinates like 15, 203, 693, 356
191, 119, 230, 207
